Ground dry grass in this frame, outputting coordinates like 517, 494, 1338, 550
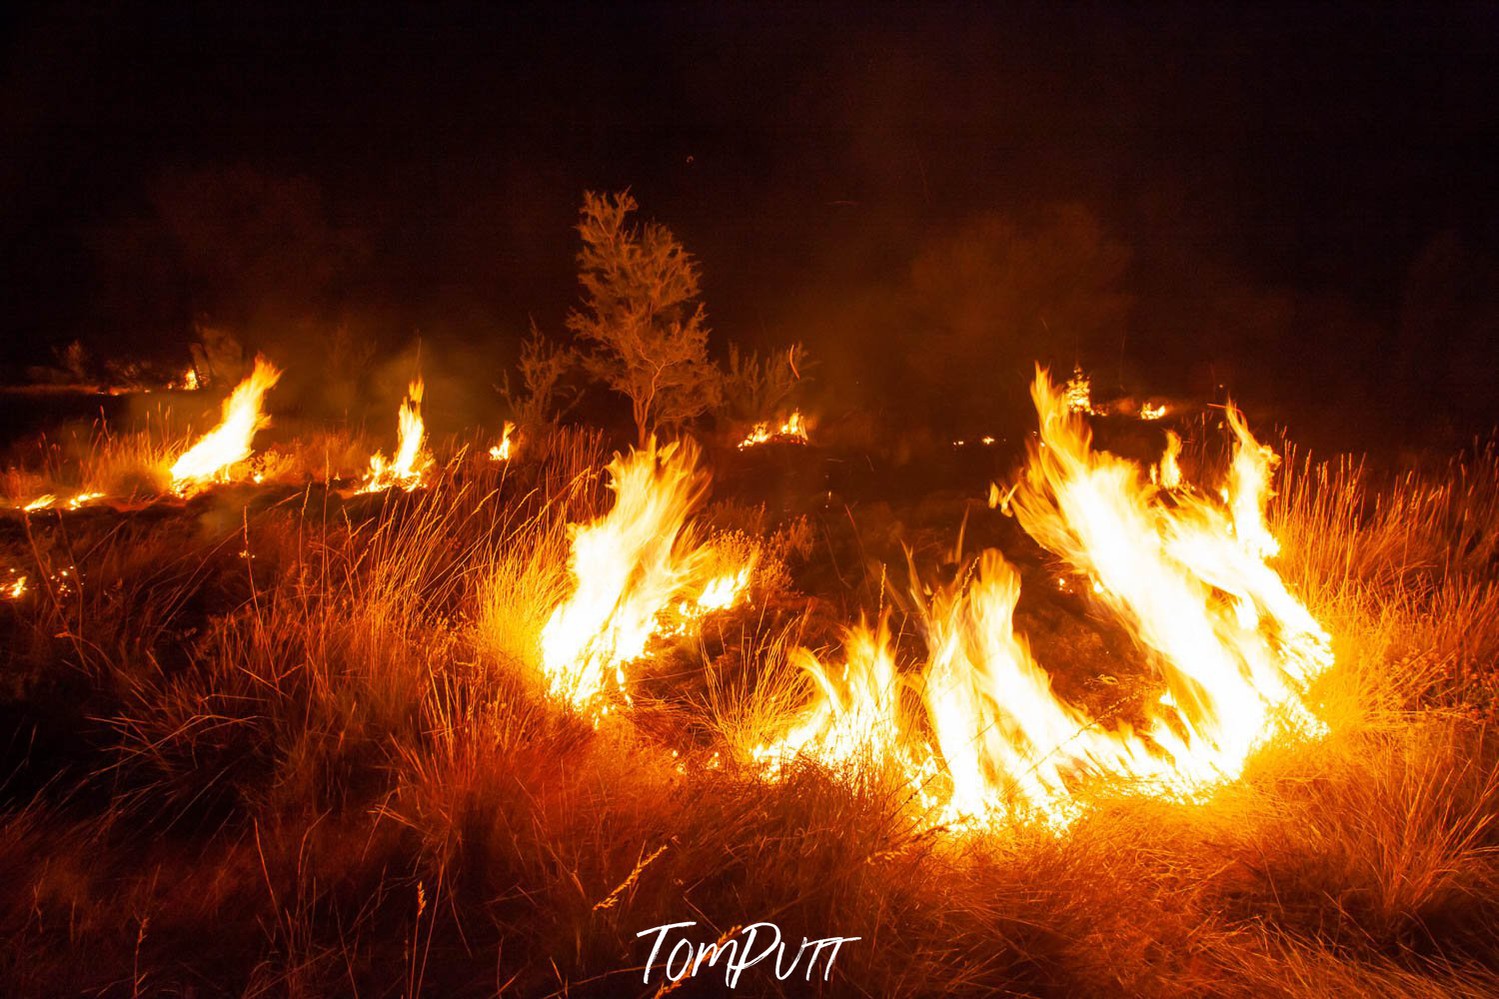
0, 426, 1497, 996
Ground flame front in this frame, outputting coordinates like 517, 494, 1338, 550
360, 379, 433, 493
539, 438, 752, 713
754, 368, 1332, 830
168, 357, 282, 493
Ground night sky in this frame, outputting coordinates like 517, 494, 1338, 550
3, 2, 1497, 447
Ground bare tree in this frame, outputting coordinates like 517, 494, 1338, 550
566, 190, 719, 441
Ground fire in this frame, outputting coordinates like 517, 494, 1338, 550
1140, 401, 1167, 420
168, 357, 282, 493
169, 367, 201, 391
1063, 366, 1095, 415
737, 410, 809, 449
489, 420, 516, 461
1151, 430, 1183, 491
3, 573, 26, 599
359, 379, 433, 493
539, 438, 752, 713
753, 617, 914, 779
17, 490, 105, 512
753, 368, 1332, 830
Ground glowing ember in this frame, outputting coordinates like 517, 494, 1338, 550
3, 573, 26, 600
489, 420, 516, 461
168, 357, 282, 494
1140, 402, 1167, 420
359, 379, 433, 493
1063, 366, 1096, 415
737, 410, 809, 449
540, 438, 752, 713
169, 367, 201, 391
753, 368, 1332, 830
22, 495, 56, 512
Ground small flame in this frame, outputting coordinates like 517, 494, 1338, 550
1140, 402, 1167, 421
737, 411, 809, 449
359, 379, 433, 493
168, 357, 282, 493
1151, 431, 1183, 491
3, 573, 27, 600
16, 489, 105, 513
489, 420, 516, 462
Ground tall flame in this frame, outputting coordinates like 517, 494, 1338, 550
168, 357, 282, 493
360, 379, 433, 493
540, 438, 752, 714
754, 368, 1332, 830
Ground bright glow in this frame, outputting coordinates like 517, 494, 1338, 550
489, 420, 516, 461
359, 379, 433, 493
540, 439, 753, 713
1152, 431, 1183, 491
1140, 402, 1167, 420
737, 411, 809, 449
168, 357, 282, 493
1063, 367, 1095, 415
753, 368, 1332, 831
3, 574, 26, 599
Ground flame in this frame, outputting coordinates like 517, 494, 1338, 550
360, 379, 433, 493
753, 617, 915, 779
753, 368, 1332, 830
1151, 431, 1183, 491
168, 357, 282, 493
3, 573, 26, 599
1140, 401, 1167, 420
539, 438, 751, 713
17, 489, 106, 513
489, 420, 516, 461
1063, 366, 1095, 415
737, 410, 809, 449
169, 367, 201, 391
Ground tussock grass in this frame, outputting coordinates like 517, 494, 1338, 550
0, 429, 1497, 996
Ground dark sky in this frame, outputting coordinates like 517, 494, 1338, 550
3, 2, 1497, 443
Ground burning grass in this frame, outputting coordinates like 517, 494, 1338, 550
2, 387, 1499, 995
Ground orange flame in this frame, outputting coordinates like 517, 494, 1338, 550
489, 420, 516, 462
540, 439, 752, 714
753, 368, 1332, 829
1151, 430, 1183, 491
737, 411, 809, 449
168, 357, 281, 493
359, 379, 433, 493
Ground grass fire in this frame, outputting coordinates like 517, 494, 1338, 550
3, 6, 1499, 996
